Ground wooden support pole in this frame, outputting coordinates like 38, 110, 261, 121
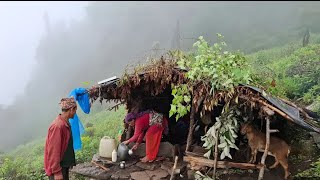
213, 129, 219, 180
258, 117, 270, 180
186, 105, 196, 152
170, 156, 179, 180
258, 107, 278, 180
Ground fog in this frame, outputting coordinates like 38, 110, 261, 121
0, 1, 319, 151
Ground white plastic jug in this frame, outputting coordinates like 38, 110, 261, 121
99, 136, 117, 158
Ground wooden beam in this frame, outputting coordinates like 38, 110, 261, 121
262, 106, 274, 116
239, 95, 295, 123
185, 151, 204, 157
280, 98, 314, 120
183, 156, 263, 170
279, 98, 320, 127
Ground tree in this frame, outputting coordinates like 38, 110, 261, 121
302, 28, 310, 47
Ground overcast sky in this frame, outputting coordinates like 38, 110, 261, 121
0, 1, 88, 106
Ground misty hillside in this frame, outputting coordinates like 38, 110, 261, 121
0, 8, 320, 179
1, 1, 320, 152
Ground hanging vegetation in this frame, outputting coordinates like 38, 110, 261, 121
169, 34, 253, 159
201, 107, 244, 160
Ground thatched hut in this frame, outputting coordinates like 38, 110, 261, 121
87, 56, 320, 179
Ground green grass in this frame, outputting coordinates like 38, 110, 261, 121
295, 159, 320, 178
0, 105, 126, 179
247, 36, 320, 101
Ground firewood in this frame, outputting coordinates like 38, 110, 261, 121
91, 160, 110, 171
183, 155, 263, 170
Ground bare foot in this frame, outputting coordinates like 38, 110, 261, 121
155, 156, 165, 162
140, 156, 149, 163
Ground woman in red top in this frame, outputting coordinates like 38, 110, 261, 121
123, 110, 168, 163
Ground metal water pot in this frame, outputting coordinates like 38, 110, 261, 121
117, 143, 129, 161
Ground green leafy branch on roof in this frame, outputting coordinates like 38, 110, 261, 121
169, 34, 254, 160
170, 34, 253, 119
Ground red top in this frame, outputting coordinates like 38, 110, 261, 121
44, 115, 71, 176
127, 113, 168, 144
128, 113, 150, 143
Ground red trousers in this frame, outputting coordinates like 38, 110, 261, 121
145, 124, 164, 161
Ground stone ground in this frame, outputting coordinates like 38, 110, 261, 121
72, 133, 320, 180
71, 142, 184, 180
71, 157, 188, 180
